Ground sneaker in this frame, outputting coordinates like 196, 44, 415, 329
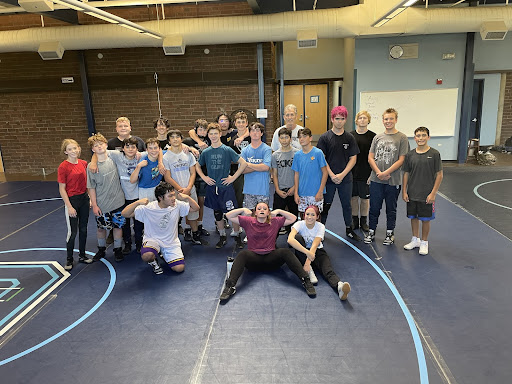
279, 227, 287, 235
352, 216, 360, 230
302, 276, 316, 297
93, 246, 106, 261
363, 229, 375, 244
338, 281, 351, 301
149, 260, 163, 275
216, 236, 227, 249
192, 231, 208, 246
235, 234, 244, 249
383, 230, 394, 246
419, 240, 429, 255
404, 237, 421, 250
199, 224, 210, 236
64, 258, 73, 271
78, 254, 93, 264
308, 268, 318, 285
346, 227, 362, 242
184, 228, 193, 242
122, 242, 132, 255
114, 247, 124, 262
243, 236, 248, 244
360, 216, 369, 232
220, 284, 236, 301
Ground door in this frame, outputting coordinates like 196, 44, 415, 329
469, 79, 484, 140
284, 84, 329, 142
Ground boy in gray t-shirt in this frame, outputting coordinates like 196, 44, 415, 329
271, 127, 299, 234
364, 108, 410, 246
402, 127, 443, 256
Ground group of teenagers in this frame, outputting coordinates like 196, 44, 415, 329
57, 104, 443, 302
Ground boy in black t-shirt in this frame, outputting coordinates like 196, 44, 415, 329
402, 127, 443, 256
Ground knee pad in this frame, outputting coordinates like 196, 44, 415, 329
214, 210, 224, 222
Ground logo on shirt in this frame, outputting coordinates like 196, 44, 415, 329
343, 144, 349, 150
310, 156, 315, 161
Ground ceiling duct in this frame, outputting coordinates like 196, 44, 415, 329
163, 35, 185, 55
480, 20, 508, 41
297, 30, 318, 49
38, 41, 65, 60
17, 0, 54, 12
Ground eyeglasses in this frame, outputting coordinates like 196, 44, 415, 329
219, 119, 229, 123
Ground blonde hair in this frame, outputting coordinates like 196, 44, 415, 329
284, 104, 297, 115
61, 139, 80, 156
87, 133, 108, 149
355, 110, 371, 125
116, 116, 130, 125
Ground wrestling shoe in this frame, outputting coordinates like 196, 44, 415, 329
360, 216, 369, 232
346, 227, 362, 242
78, 254, 93, 264
114, 247, 124, 262
216, 236, 227, 249
184, 228, 193, 242
93, 246, 106, 261
64, 258, 73, 271
363, 229, 375, 244
220, 284, 236, 301
302, 276, 316, 297
192, 231, 208, 246
383, 230, 394, 246
235, 235, 244, 249
149, 260, 163, 275
199, 224, 210, 236
122, 242, 132, 255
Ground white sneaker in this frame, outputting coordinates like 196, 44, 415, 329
404, 236, 421, 250
243, 236, 248, 244
419, 240, 429, 255
338, 281, 351, 301
308, 268, 318, 285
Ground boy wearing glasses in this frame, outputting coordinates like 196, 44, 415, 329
317, 106, 361, 241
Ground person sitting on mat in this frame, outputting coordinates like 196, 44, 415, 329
288, 205, 352, 301
219, 202, 316, 302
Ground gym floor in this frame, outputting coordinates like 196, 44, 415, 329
0, 157, 510, 384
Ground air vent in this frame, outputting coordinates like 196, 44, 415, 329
38, 42, 64, 60
297, 30, 317, 49
480, 21, 508, 41
163, 36, 185, 55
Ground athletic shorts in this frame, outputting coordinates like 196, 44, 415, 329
243, 194, 270, 210
194, 178, 207, 197
186, 187, 199, 221
352, 180, 370, 199
139, 186, 157, 202
95, 206, 126, 230
298, 196, 323, 213
205, 185, 237, 213
141, 239, 184, 267
407, 200, 436, 221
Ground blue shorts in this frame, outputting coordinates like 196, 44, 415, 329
205, 185, 238, 213
407, 200, 436, 221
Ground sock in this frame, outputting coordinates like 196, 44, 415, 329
98, 238, 106, 247
219, 229, 226, 236
114, 238, 123, 248
198, 221, 203, 226
411, 236, 419, 242
184, 224, 191, 229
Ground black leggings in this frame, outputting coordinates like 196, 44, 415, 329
293, 237, 341, 289
66, 193, 89, 259
226, 248, 308, 287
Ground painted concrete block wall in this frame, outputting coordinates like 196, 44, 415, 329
474, 34, 512, 72
355, 34, 467, 160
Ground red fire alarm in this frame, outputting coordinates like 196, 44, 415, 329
436, 79, 443, 85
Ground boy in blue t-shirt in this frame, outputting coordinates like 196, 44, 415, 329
196, 123, 247, 249
130, 138, 165, 202
292, 128, 328, 217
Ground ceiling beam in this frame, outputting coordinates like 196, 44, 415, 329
246, 0, 261, 14
4, 0, 79, 24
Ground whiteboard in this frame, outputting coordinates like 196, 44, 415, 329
359, 88, 459, 137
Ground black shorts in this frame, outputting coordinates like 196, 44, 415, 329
352, 180, 370, 199
407, 200, 436, 221
194, 178, 207, 197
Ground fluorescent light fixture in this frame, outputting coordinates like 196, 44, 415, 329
371, 0, 419, 27
119, 23, 144, 33
143, 32, 163, 39
52, 0, 84, 11
84, 11, 119, 24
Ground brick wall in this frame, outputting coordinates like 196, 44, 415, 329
501, 72, 512, 145
0, 41, 277, 174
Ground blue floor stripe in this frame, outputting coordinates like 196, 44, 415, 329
325, 229, 429, 384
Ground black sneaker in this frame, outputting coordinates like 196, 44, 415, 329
64, 258, 73, 271
346, 227, 362, 242
122, 242, 132, 255
235, 234, 244, 249
184, 228, 193, 242
302, 276, 316, 297
352, 216, 360, 230
278, 227, 287, 235
216, 236, 227, 249
136, 243, 142, 253
78, 254, 93, 264
363, 229, 375, 244
149, 260, 163, 275
192, 231, 208, 245
114, 247, 124, 262
93, 246, 106, 261
199, 224, 210, 236
360, 216, 369, 232
383, 230, 395, 246
220, 284, 236, 301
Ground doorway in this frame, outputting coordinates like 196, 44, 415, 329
284, 84, 329, 142
469, 79, 484, 140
